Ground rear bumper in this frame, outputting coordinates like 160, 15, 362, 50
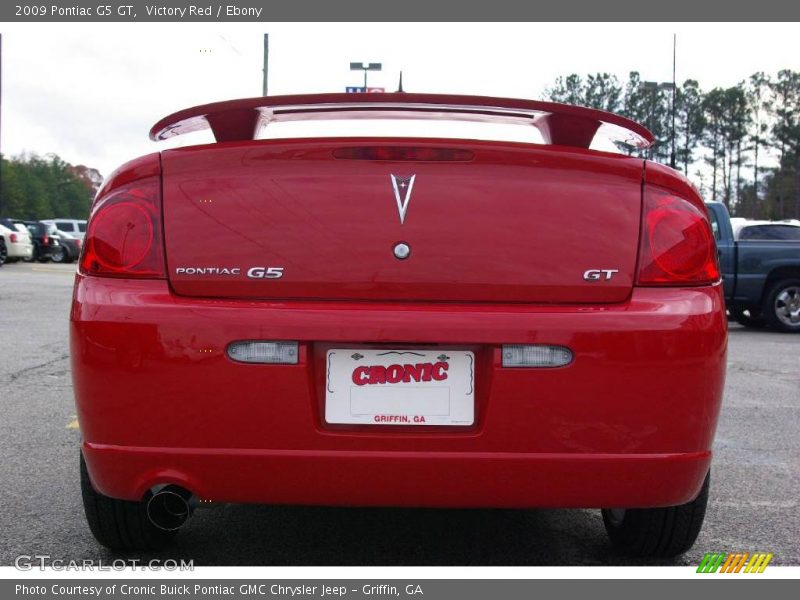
82, 443, 711, 509
37, 242, 58, 258
71, 276, 727, 508
7, 241, 33, 259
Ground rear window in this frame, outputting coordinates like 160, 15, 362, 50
55, 222, 75, 233
739, 225, 800, 241
257, 119, 553, 147
708, 210, 721, 241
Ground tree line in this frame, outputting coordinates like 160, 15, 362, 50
0, 153, 101, 220
2, 72, 799, 221
546, 70, 800, 220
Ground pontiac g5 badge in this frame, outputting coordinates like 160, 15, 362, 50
390, 174, 416, 224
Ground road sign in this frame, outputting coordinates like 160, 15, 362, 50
346, 86, 366, 93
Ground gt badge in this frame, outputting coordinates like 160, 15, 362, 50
583, 269, 619, 281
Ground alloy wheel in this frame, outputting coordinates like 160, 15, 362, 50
775, 286, 800, 326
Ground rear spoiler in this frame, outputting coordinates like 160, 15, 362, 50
149, 93, 654, 150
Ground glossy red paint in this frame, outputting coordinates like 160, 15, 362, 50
162, 138, 643, 303
72, 273, 726, 507
93, 152, 161, 206
73, 100, 726, 511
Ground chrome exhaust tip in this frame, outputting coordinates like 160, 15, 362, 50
146, 485, 194, 531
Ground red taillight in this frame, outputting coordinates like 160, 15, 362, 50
80, 177, 165, 278
10, 233, 18, 243
637, 188, 719, 286
42, 234, 49, 246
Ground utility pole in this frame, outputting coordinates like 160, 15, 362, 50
650, 87, 658, 161
670, 33, 677, 169
262, 33, 269, 96
0, 33, 4, 215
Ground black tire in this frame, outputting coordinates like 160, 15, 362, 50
762, 278, 800, 333
80, 452, 177, 551
0, 241, 7, 266
51, 246, 68, 263
602, 471, 710, 557
730, 307, 766, 329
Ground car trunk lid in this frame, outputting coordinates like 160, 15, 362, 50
162, 139, 643, 303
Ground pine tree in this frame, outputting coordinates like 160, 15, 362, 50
675, 80, 706, 175
746, 72, 773, 216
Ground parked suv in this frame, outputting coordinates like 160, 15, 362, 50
23, 221, 62, 262
43, 219, 87, 241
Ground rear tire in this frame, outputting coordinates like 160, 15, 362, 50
731, 307, 766, 329
51, 246, 68, 263
602, 471, 709, 557
0, 241, 7, 266
762, 279, 800, 333
80, 452, 177, 551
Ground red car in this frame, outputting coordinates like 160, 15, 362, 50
72, 94, 726, 556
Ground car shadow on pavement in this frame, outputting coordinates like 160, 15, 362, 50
79, 503, 690, 566
727, 326, 788, 336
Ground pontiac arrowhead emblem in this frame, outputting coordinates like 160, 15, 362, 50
390, 174, 416, 224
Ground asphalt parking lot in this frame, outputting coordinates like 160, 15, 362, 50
1, 261, 798, 566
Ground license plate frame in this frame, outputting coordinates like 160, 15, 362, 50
324, 348, 475, 426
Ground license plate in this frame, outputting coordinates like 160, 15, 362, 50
325, 349, 475, 426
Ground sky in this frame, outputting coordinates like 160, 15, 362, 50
1, 22, 799, 177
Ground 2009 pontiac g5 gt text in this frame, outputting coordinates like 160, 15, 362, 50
71, 94, 726, 557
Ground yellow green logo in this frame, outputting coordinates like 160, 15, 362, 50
697, 552, 773, 573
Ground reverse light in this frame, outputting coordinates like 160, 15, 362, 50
80, 178, 165, 279
226, 341, 299, 364
637, 188, 719, 286
502, 345, 573, 368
